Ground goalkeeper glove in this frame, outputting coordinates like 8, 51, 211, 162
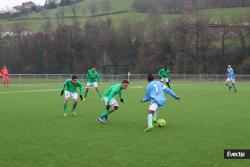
61, 90, 64, 96
176, 96, 181, 101
120, 98, 124, 103
80, 95, 83, 101
106, 105, 110, 110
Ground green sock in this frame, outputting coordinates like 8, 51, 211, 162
100, 109, 112, 117
232, 83, 236, 90
64, 102, 67, 113
71, 103, 77, 112
84, 90, 88, 98
226, 83, 231, 88
97, 90, 102, 98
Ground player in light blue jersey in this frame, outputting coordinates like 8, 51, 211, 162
226, 65, 237, 92
141, 74, 180, 132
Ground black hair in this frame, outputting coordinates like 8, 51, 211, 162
147, 74, 154, 82
122, 80, 129, 84
72, 75, 77, 80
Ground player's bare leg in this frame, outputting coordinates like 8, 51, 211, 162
144, 110, 154, 132
6, 79, 9, 87
225, 80, 232, 91
232, 83, 237, 92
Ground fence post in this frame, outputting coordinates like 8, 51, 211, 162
19, 74, 21, 82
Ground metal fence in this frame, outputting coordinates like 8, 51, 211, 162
6, 74, 250, 83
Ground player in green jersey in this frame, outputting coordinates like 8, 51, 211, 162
83, 66, 103, 101
61, 75, 83, 117
158, 67, 171, 89
98, 80, 129, 123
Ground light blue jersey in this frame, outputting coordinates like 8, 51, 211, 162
142, 80, 178, 106
227, 67, 235, 80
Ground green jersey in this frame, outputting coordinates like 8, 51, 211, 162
61, 79, 83, 95
87, 70, 102, 83
103, 84, 123, 105
158, 68, 170, 78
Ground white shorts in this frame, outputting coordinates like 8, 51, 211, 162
226, 78, 235, 83
86, 82, 98, 88
65, 91, 78, 100
149, 102, 159, 112
103, 97, 119, 107
161, 78, 170, 83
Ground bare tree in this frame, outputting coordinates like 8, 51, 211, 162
190, 10, 211, 73
218, 15, 231, 62
71, 3, 80, 18
0, 24, 2, 39
166, 0, 184, 13
42, 19, 52, 40
240, 57, 250, 73
146, 13, 164, 41
56, 8, 65, 29
13, 21, 25, 38
231, 17, 248, 50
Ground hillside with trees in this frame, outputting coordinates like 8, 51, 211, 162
0, 0, 250, 74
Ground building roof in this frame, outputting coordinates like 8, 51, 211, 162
22, 1, 36, 6
13, 5, 23, 10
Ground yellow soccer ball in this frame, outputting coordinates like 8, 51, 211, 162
157, 119, 166, 127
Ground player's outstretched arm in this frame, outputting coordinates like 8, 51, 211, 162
141, 97, 150, 103
97, 72, 102, 83
78, 81, 84, 96
61, 80, 67, 95
163, 85, 179, 99
141, 86, 152, 103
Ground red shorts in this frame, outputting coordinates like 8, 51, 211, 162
2, 76, 9, 81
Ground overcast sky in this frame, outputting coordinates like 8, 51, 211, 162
0, 0, 46, 11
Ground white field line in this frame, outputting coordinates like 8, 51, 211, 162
0, 84, 193, 94
0, 89, 59, 94
174, 84, 193, 86
9, 83, 62, 86
0, 86, 142, 94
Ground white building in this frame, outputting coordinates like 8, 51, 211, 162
53, 0, 62, 5
1, 29, 33, 38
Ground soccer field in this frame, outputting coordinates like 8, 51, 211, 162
0, 82, 250, 167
